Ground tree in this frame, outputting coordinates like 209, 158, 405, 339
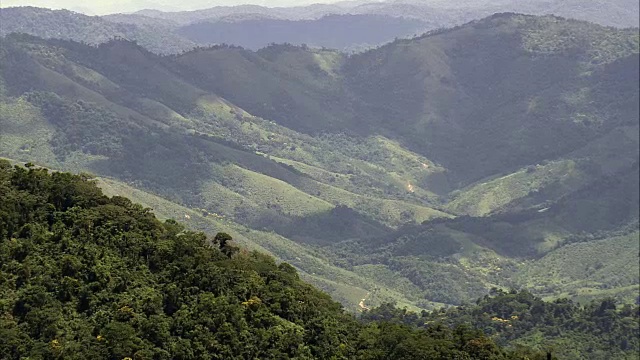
214, 232, 238, 258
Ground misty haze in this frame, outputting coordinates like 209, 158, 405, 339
0, 1, 638, 359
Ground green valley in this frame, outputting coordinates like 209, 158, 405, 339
0, 12, 638, 317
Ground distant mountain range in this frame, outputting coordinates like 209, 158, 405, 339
175, 14, 428, 50
1, 0, 638, 55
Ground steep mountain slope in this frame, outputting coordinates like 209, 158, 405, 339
345, 14, 639, 185
317, 15, 638, 304
0, 155, 430, 312
0, 14, 638, 310
1, 162, 548, 360
171, 14, 638, 187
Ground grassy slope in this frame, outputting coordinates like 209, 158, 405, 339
447, 125, 639, 217
518, 232, 640, 303
95, 175, 432, 312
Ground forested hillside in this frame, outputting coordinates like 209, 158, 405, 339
0, 14, 638, 315
0, 162, 553, 359
363, 290, 640, 360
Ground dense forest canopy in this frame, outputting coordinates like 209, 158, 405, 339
363, 289, 640, 360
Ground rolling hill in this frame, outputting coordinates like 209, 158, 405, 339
130, 0, 639, 28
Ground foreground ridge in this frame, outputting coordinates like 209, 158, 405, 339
0, 161, 551, 359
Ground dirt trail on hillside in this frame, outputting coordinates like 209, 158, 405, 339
359, 292, 370, 311
407, 182, 415, 193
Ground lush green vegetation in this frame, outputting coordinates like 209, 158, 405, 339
362, 289, 640, 360
0, 162, 553, 359
0, 13, 638, 313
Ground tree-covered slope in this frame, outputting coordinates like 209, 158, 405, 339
0, 162, 548, 359
344, 14, 639, 185
362, 290, 640, 360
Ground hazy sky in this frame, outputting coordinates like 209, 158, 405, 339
0, 0, 354, 14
